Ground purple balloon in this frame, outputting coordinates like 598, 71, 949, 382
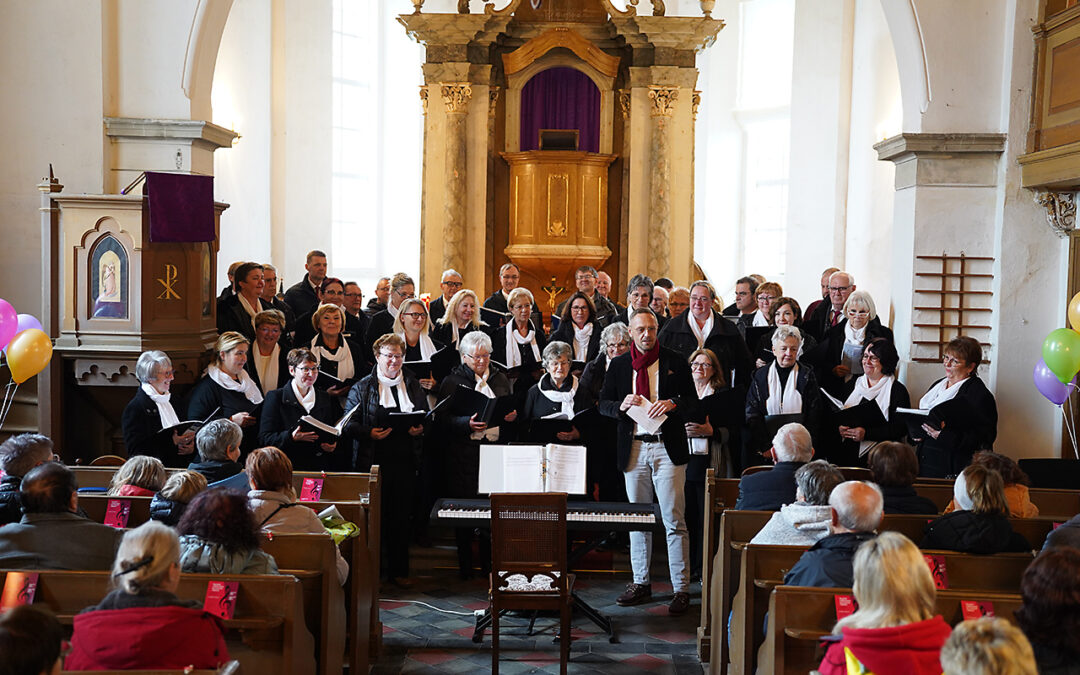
1035, 358, 1073, 405
0, 299, 16, 351
14, 314, 42, 335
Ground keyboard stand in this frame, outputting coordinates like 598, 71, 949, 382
471, 591, 617, 643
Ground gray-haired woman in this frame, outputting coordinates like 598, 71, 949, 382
579, 322, 632, 502
522, 341, 593, 444
121, 350, 195, 467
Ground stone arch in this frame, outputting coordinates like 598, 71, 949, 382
877, 0, 932, 130
181, 0, 235, 120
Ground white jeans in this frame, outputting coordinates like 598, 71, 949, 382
624, 440, 689, 594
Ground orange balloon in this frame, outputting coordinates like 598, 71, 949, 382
1070, 292, 1080, 334
6, 329, 53, 384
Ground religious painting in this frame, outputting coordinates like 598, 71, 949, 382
201, 242, 213, 316
89, 235, 129, 319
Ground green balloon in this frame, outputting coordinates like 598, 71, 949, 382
1043, 328, 1080, 384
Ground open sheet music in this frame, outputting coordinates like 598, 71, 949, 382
478, 443, 587, 494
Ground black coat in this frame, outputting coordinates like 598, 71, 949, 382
658, 310, 754, 389
344, 368, 429, 471
283, 274, 320, 319
258, 383, 343, 471
754, 328, 818, 368
216, 294, 271, 342
734, 461, 805, 511
808, 318, 895, 399
435, 364, 514, 497
921, 510, 1031, 554
428, 296, 449, 325
783, 531, 877, 587
243, 345, 291, 395
490, 322, 547, 371
121, 387, 191, 468
266, 296, 296, 336
803, 299, 842, 342
149, 493, 189, 527
482, 291, 545, 333
914, 375, 998, 478
0, 475, 22, 526
431, 321, 484, 352
881, 485, 939, 515
310, 336, 367, 389
364, 299, 387, 318
521, 375, 594, 445
186, 459, 243, 485
598, 346, 695, 472
364, 309, 397, 354
579, 352, 610, 404
744, 362, 823, 456
687, 387, 745, 482
186, 375, 263, 452
550, 321, 602, 364
827, 379, 912, 468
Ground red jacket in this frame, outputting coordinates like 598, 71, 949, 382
65, 605, 229, 670
818, 616, 951, 675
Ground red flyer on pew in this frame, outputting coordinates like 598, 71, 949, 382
299, 477, 324, 502
104, 499, 131, 528
834, 594, 858, 620
203, 580, 239, 619
923, 554, 948, 589
960, 600, 995, 620
0, 572, 38, 611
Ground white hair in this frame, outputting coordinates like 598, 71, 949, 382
830, 481, 884, 532
135, 350, 172, 384
441, 268, 462, 282
771, 325, 803, 348
772, 422, 813, 462
459, 329, 492, 356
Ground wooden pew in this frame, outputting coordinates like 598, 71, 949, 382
759, 586, 1024, 675
696, 470, 742, 661
5, 570, 316, 675
727, 544, 1034, 675
880, 514, 1055, 548
77, 494, 153, 527
261, 533, 346, 675
913, 482, 1080, 519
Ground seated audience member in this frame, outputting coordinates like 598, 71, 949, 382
0, 463, 122, 570
921, 464, 1032, 554
217, 261, 270, 342
867, 441, 939, 515
283, 250, 327, 318
187, 419, 244, 484
810, 289, 894, 400
750, 460, 844, 546
1015, 547, 1080, 672
258, 348, 342, 471
150, 470, 208, 527
107, 455, 167, 497
943, 451, 1039, 517
177, 489, 278, 575
245, 309, 291, 396
246, 447, 348, 585
940, 618, 1038, 675
434, 288, 485, 351
550, 291, 602, 365
745, 325, 822, 466
122, 350, 196, 466
0, 433, 55, 525
0, 605, 65, 675
783, 481, 883, 587
365, 276, 391, 318
753, 296, 818, 369
735, 422, 814, 511
66, 522, 229, 670
1042, 509, 1080, 551
187, 332, 263, 452
667, 286, 690, 318
817, 531, 951, 675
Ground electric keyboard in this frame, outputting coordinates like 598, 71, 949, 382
431, 498, 661, 531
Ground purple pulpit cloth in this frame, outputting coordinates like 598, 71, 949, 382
520, 67, 600, 153
146, 171, 215, 242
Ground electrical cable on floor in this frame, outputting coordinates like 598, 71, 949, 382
379, 598, 477, 616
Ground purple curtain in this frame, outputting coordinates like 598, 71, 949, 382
520, 67, 600, 153
145, 171, 215, 242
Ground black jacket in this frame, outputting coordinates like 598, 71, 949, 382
186, 459, 243, 485
149, 493, 190, 527
687, 387, 745, 482
598, 346, 695, 472
482, 291, 545, 333
550, 321, 602, 364
364, 298, 387, 318
744, 362, 823, 455
521, 374, 594, 444
914, 375, 998, 478
734, 461, 805, 511
490, 323, 547, 371
344, 367, 428, 471
310, 336, 367, 389
428, 295, 449, 325
1043, 512, 1080, 551
881, 484, 939, 515
431, 321, 485, 352
216, 294, 270, 342
556, 292, 618, 324
0, 475, 22, 526
808, 318, 895, 399
921, 510, 1032, 554
121, 387, 191, 468
579, 352, 610, 404
186, 376, 262, 451
364, 309, 398, 354
258, 383, 342, 471
283, 274, 320, 319
783, 531, 877, 587
266, 295, 296, 336
827, 379, 912, 468
243, 345, 291, 395
803, 299, 842, 342
658, 310, 754, 389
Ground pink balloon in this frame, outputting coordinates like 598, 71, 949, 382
15, 314, 42, 335
0, 299, 16, 351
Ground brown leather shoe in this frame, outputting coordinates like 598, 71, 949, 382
616, 583, 652, 606
668, 592, 690, 616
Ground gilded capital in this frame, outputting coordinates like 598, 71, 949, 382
618, 89, 632, 120
419, 87, 429, 116
440, 83, 473, 114
1035, 190, 1077, 238
648, 86, 678, 118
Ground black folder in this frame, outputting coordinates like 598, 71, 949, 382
899, 396, 986, 442
379, 410, 428, 434
450, 384, 516, 425
764, 413, 804, 439
479, 306, 510, 327
154, 406, 220, 441
527, 407, 599, 443
403, 345, 459, 381
829, 398, 887, 429
315, 369, 358, 391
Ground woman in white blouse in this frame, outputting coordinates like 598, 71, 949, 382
550, 291, 602, 368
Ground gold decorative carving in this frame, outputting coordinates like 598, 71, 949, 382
648, 86, 679, 117
598, 0, 638, 17
652, 0, 666, 16
502, 27, 621, 78
548, 220, 567, 237
700, 0, 715, 17
488, 86, 500, 118
1035, 190, 1077, 238
618, 89, 632, 120
441, 83, 473, 113
419, 87, 429, 115
156, 264, 182, 300
484, 0, 523, 15
411, 0, 424, 13
457, 0, 470, 13
692, 90, 701, 120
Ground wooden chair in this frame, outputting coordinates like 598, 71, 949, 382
739, 466, 871, 481
88, 455, 126, 467
488, 492, 574, 675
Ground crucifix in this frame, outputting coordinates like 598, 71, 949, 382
540, 275, 565, 313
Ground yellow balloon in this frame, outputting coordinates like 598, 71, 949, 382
6, 329, 53, 384
1070, 292, 1080, 333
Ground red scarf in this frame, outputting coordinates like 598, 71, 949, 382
630, 342, 660, 400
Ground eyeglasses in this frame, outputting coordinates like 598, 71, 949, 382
690, 362, 713, 370
378, 352, 404, 361
606, 341, 630, 349
669, 301, 689, 308
297, 366, 319, 374
756, 295, 776, 302
464, 352, 490, 360
575, 275, 595, 282
861, 353, 880, 363
570, 305, 590, 312
401, 312, 427, 319
943, 356, 965, 367
690, 295, 711, 304
847, 309, 870, 316
443, 281, 463, 288
393, 290, 414, 299
828, 285, 851, 293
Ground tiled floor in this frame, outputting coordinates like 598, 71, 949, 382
371, 542, 707, 674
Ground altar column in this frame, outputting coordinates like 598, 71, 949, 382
648, 86, 678, 279
441, 83, 472, 272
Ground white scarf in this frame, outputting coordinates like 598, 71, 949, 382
538, 374, 578, 419
765, 362, 802, 415
254, 343, 280, 396
920, 376, 969, 410
291, 380, 316, 413
208, 364, 264, 404
844, 321, 867, 346
399, 330, 438, 360
505, 322, 540, 368
311, 336, 355, 382
388, 300, 401, 319
692, 381, 716, 455
237, 293, 260, 329
377, 371, 415, 412
752, 310, 769, 327
689, 312, 714, 349
141, 382, 180, 428
470, 370, 499, 441
450, 322, 464, 349
572, 322, 593, 361
844, 374, 894, 421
